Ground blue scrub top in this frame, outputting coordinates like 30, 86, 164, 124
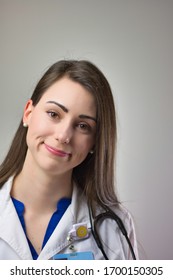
12, 197, 71, 259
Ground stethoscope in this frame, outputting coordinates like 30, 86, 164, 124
88, 204, 136, 260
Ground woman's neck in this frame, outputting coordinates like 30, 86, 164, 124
11, 163, 73, 214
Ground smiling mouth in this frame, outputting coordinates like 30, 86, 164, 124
44, 143, 71, 157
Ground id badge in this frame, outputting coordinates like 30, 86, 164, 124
52, 251, 94, 260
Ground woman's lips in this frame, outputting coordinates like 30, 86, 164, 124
44, 143, 71, 157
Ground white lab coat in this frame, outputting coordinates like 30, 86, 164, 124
0, 177, 138, 260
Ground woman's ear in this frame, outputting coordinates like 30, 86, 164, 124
23, 100, 33, 126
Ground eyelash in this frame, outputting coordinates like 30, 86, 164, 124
47, 110, 59, 118
77, 123, 91, 133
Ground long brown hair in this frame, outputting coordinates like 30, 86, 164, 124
0, 60, 119, 207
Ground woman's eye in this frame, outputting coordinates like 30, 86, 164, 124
77, 123, 90, 132
47, 111, 59, 118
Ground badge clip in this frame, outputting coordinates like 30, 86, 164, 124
68, 222, 89, 241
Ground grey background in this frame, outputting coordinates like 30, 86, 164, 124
0, 0, 173, 259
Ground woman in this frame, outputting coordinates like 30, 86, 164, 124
0, 60, 138, 260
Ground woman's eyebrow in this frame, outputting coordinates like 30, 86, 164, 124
79, 114, 97, 123
46, 101, 68, 113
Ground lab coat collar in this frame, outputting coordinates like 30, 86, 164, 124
0, 177, 33, 259
0, 177, 90, 260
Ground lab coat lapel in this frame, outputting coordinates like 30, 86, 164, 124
0, 177, 33, 259
38, 184, 90, 260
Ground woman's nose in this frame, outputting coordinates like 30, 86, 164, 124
54, 122, 73, 144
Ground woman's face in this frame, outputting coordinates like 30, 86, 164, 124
23, 77, 96, 177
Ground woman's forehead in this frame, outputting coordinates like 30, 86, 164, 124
38, 78, 97, 115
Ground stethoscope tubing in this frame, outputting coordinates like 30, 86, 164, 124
88, 204, 136, 260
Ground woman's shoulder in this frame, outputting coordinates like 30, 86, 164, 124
0, 176, 14, 195
96, 202, 136, 232
114, 203, 133, 220
112, 203, 136, 230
